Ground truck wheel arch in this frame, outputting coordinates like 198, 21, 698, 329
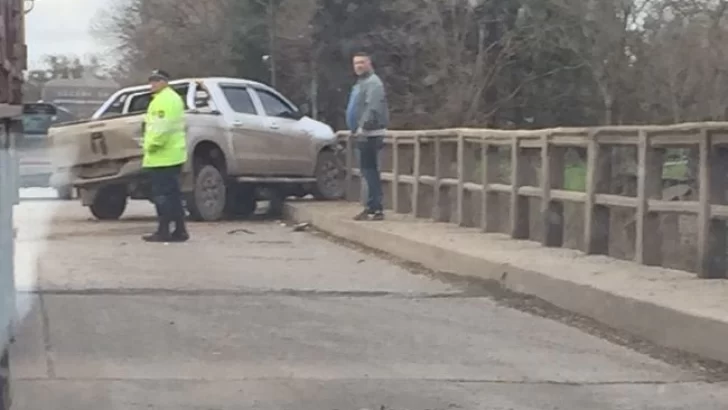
180, 140, 227, 194
192, 140, 227, 173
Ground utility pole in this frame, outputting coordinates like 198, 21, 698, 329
267, 0, 277, 87
310, 55, 318, 120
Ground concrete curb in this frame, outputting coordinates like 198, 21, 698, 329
284, 202, 728, 364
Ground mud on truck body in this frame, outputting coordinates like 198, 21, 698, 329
48, 77, 346, 221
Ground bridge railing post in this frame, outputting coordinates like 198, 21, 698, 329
432, 135, 446, 222
541, 132, 566, 247
635, 130, 664, 266
510, 136, 530, 239
584, 133, 611, 255
390, 136, 400, 213
697, 130, 728, 278
344, 132, 358, 201
456, 132, 480, 226
481, 139, 499, 232
411, 134, 422, 218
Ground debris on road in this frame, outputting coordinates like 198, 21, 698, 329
227, 228, 255, 235
292, 222, 310, 232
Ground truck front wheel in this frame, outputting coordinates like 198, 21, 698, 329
311, 150, 345, 200
90, 185, 128, 220
186, 164, 227, 222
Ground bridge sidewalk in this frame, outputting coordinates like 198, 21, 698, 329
284, 201, 728, 364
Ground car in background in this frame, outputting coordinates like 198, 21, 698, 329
19, 102, 77, 198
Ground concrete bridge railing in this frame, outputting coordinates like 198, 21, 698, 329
339, 123, 728, 279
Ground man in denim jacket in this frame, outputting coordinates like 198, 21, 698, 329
346, 52, 390, 221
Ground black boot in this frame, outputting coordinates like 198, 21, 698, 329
143, 216, 172, 242
170, 217, 189, 242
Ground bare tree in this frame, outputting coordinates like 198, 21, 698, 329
94, 0, 237, 83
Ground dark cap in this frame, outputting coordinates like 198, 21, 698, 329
148, 69, 170, 82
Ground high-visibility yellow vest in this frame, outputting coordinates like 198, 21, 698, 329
142, 86, 187, 168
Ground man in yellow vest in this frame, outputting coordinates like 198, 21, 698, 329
142, 70, 189, 242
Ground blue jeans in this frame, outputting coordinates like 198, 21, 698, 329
357, 136, 384, 212
147, 165, 185, 232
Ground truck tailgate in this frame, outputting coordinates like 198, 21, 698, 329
49, 115, 145, 170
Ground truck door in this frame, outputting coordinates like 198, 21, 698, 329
217, 84, 281, 175
250, 88, 314, 176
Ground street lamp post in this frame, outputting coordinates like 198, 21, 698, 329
267, 0, 277, 87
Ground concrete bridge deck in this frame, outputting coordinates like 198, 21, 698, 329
285, 201, 728, 366
6, 196, 728, 409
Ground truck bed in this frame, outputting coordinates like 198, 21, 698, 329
49, 114, 145, 176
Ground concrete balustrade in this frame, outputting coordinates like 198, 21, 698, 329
340, 123, 728, 279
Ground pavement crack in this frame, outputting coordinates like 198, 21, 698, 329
12, 376, 711, 386
37, 292, 56, 378
21, 288, 488, 299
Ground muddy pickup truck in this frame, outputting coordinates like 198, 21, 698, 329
48, 77, 344, 221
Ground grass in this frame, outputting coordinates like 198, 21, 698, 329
564, 164, 587, 191
470, 159, 689, 193
562, 160, 689, 192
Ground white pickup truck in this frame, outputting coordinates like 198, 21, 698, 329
48, 77, 344, 221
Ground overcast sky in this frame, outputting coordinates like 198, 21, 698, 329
25, 0, 112, 68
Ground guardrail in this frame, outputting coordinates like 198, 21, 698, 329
339, 123, 728, 279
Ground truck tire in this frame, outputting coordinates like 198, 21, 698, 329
187, 164, 227, 221
311, 150, 345, 200
90, 185, 127, 220
224, 184, 257, 219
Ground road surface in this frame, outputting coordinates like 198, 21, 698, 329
8, 192, 728, 409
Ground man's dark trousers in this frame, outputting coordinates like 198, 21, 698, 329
357, 136, 384, 212
148, 164, 186, 236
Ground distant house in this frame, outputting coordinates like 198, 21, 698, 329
41, 76, 119, 118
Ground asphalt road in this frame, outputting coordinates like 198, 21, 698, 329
8, 193, 728, 409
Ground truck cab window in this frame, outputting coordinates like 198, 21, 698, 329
128, 94, 152, 113
127, 85, 190, 114
102, 93, 129, 117
221, 86, 257, 115
256, 89, 296, 118
53, 108, 77, 124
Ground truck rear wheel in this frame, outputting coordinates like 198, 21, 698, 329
187, 164, 227, 221
311, 150, 345, 200
90, 185, 127, 220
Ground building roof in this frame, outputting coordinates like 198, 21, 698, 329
44, 77, 119, 89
